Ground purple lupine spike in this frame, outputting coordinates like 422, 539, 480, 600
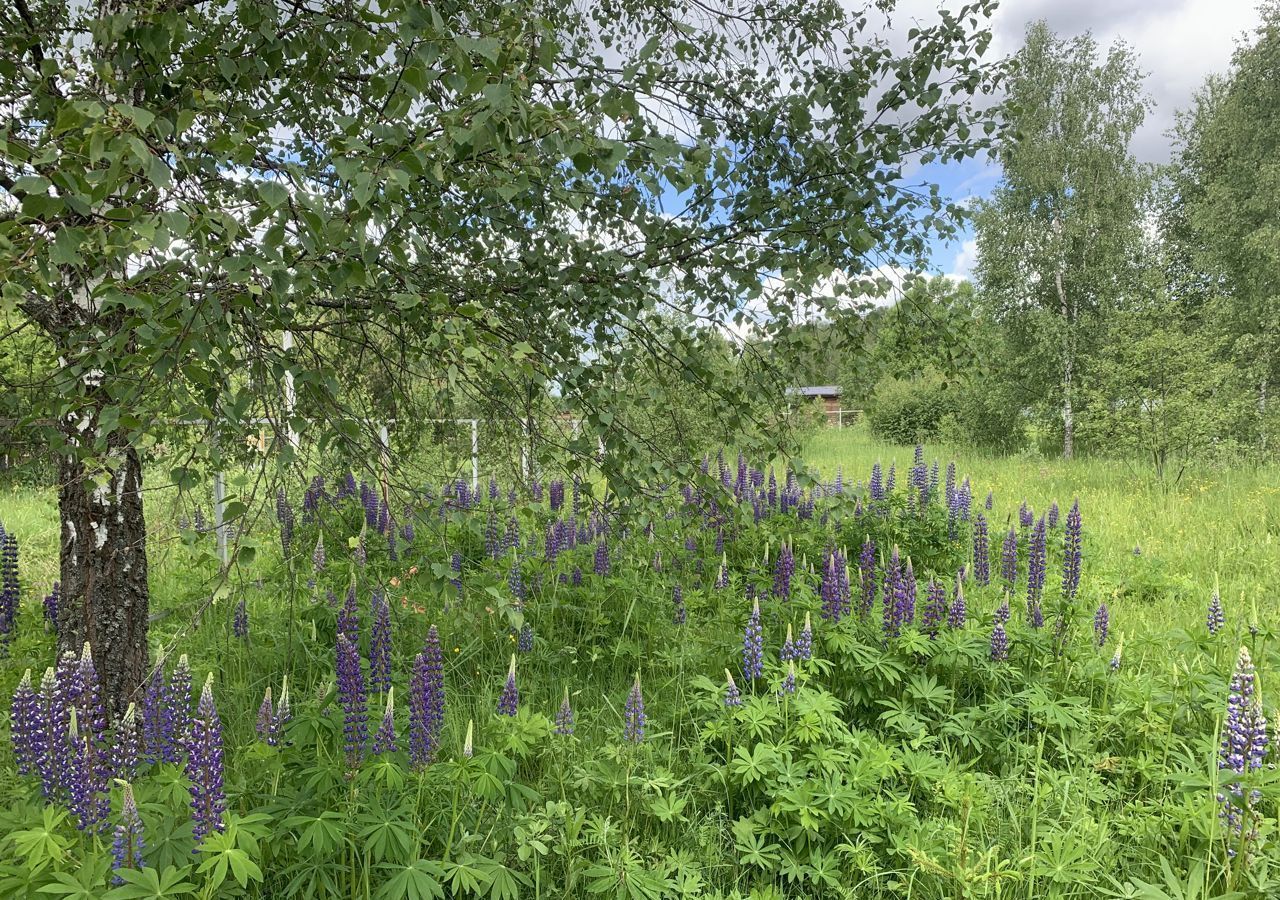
1000, 527, 1018, 588
449, 552, 463, 597
111, 782, 145, 883
947, 580, 967, 629
901, 559, 917, 629
275, 489, 295, 557
779, 623, 796, 662
1208, 588, 1226, 636
869, 463, 883, 502
743, 598, 763, 681
35, 667, 59, 797
995, 598, 1010, 625
984, 491, 993, 510
723, 670, 742, 707
163, 655, 192, 764
67, 708, 106, 830
989, 621, 1009, 662
338, 581, 360, 645
255, 686, 275, 744
531, 479, 543, 502
779, 660, 797, 696
885, 462, 896, 496
1062, 499, 1082, 601
0, 529, 21, 646
672, 584, 686, 625
793, 612, 813, 660
1026, 516, 1047, 607
1093, 603, 1110, 647
10, 669, 39, 776
336, 634, 368, 766
507, 555, 526, 605
43, 581, 59, 634
497, 655, 519, 716
715, 527, 725, 556
921, 580, 946, 638
401, 519, 415, 544
882, 547, 908, 638
1048, 501, 1060, 529
715, 555, 730, 589
1218, 646, 1269, 844
232, 596, 248, 639
1028, 601, 1044, 629
1018, 500, 1033, 530
193, 507, 208, 533
488, 477, 499, 501
554, 688, 575, 735
549, 479, 564, 511
623, 674, 646, 743
944, 462, 956, 507
593, 539, 610, 577
273, 677, 291, 745
372, 688, 397, 755
112, 703, 140, 781
571, 567, 582, 587
858, 537, 877, 618
517, 623, 534, 652
369, 590, 392, 694
972, 515, 991, 587
186, 675, 226, 845
819, 552, 841, 622
772, 543, 795, 600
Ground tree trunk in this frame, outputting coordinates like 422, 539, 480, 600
1055, 266, 1074, 460
1260, 372, 1269, 454
56, 433, 150, 720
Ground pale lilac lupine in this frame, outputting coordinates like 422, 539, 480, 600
623, 674, 646, 743
372, 689, 397, 755
1208, 588, 1226, 636
111, 782, 145, 882
723, 670, 742, 707
255, 687, 275, 744
1218, 646, 1269, 845
554, 688, 575, 735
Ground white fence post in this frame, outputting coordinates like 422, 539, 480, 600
282, 330, 299, 451
212, 469, 229, 569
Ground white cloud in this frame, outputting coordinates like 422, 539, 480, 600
946, 239, 978, 281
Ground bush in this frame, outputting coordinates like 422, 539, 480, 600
939, 373, 1028, 453
866, 372, 953, 444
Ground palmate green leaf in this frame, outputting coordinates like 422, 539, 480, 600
36, 867, 105, 900
9, 806, 72, 874
282, 811, 347, 857
375, 859, 445, 900
101, 865, 197, 900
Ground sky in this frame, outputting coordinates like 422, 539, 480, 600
904, 0, 1266, 280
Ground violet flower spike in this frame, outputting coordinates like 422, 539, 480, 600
623, 673, 646, 743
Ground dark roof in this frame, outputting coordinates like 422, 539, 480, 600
787, 385, 842, 397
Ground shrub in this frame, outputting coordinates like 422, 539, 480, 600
866, 372, 953, 444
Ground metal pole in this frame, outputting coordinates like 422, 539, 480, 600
520, 417, 530, 482
212, 466, 229, 569
379, 423, 391, 504
470, 419, 479, 492
838, 408, 843, 429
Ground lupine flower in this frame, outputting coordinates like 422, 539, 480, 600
276, 489, 295, 557
111, 782, 145, 882
232, 596, 248, 639
1218, 646, 1269, 845
1000, 527, 1018, 587
43, 581, 59, 633
274, 676, 292, 744
11, 669, 39, 776
554, 688, 575, 735
372, 688, 397, 755
1028, 601, 1044, 629
819, 552, 845, 622
353, 536, 367, 567
449, 552, 463, 597
972, 515, 990, 586
796, 613, 812, 661
886, 462, 896, 496
112, 703, 140, 780
881, 547, 911, 639
593, 540, 610, 577
186, 675, 226, 845
369, 590, 392, 694
779, 661, 797, 696
1027, 516, 1047, 608
780, 623, 796, 662
336, 634, 368, 765
858, 537, 877, 618
67, 709, 106, 830
163, 655, 192, 764
772, 542, 795, 600
715, 555, 729, 589
921, 580, 946, 638
1207, 587, 1226, 636
623, 674, 646, 743
461, 719, 474, 758
408, 627, 445, 766
255, 687, 275, 743
1093, 602, 1110, 646
989, 621, 1009, 662
312, 535, 326, 573
518, 623, 534, 652
0, 529, 21, 645
995, 598, 1010, 625
1062, 499, 1082, 601
497, 655, 519, 716
724, 670, 742, 707
869, 463, 883, 502
984, 491, 993, 510
1110, 637, 1123, 672
338, 581, 360, 645
947, 580, 966, 629
34, 667, 59, 797
571, 567, 582, 587
742, 598, 763, 681
672, 584, 686, 625
1048, 501, 1060, 529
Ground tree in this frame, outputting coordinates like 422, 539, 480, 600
973, 21, 1149, 458
1167, 1, 1280, 453
1, 0, 1000, 712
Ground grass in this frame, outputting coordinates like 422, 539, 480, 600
802, 425, 1280, 653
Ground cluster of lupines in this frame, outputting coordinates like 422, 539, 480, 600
1218, 647, 1269, 847
0, 525, 19, 647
